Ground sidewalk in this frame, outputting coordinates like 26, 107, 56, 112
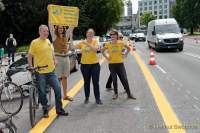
183, 35, 200, 45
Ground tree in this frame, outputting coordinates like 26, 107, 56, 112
0, 0, 124, 45
140, 12, 156, 26
172, 0, 200, 34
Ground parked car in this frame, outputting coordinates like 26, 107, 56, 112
6, 51, 78, 86
129, 33, 137, 40
147, 18, 184, 52
135, 33, 146, 42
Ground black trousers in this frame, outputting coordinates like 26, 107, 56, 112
7, 48, 16, 64
109, 63, 131, 96
106, 73, 113, 88
80, 63, 101, 101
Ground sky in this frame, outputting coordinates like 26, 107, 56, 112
132, 0, 139, 14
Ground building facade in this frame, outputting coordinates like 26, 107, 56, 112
139, 0, 170, 19
116, 0, 139, 35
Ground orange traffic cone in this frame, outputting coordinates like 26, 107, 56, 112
149, 49, 156, 65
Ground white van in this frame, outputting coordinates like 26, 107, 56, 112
147, 18, 184, 51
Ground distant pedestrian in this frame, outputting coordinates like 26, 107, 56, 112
5, 33, 17, 64
73, 28, 102, 104
53, 25, 73, 101
101, 29, 136, 100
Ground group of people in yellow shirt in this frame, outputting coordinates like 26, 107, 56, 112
28, 25, 136, 118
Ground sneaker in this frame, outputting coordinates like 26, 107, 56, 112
96, 100, 103, 105
56, 111, 69, 116
128, 94, 136, 100
43, 110, 49, 118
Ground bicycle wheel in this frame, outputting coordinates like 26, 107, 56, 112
0, 82, 23, 115
29, 86, 38, 127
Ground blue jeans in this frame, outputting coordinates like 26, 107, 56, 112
36, 72, 63, 112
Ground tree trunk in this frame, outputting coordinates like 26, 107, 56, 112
190, 27, 194, 35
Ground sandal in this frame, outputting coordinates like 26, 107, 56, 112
64, 96, 73, 101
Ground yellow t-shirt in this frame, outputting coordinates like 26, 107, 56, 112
104, 40, 125, 64
29, 38, 55, 74
77, 39, 99, 64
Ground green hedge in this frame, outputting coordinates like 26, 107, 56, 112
17, 45, 29, 53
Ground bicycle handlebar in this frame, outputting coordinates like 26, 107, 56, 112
27, 65, 48, 72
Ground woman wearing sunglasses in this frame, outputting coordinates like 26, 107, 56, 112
101, 29, 136, 100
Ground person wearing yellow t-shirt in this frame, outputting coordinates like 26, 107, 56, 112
101, 29, 136, 100
73, 28, 102, 104
105, 33, 136, 90
28, 25, 68, 118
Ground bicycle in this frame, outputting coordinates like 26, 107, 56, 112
0, 65, 23, 116
27, 65, 52, 127
0, 114, 17, 133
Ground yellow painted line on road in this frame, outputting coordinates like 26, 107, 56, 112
131, 52, 186, 133
29, 58, 105, 133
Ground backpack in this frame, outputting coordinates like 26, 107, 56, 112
7, 38, 15, 48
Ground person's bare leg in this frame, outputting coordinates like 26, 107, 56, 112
62, 76, 73, 101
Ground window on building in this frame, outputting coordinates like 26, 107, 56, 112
164, 0, 168, 3
149, 1, 152, 5
159, 5, 162, 9
140, 7, 143, 12
139, 2, 142, 6
154, 0, 157, 4
164, 10, 167, 14
144, 2, 147, 6
159, 16, 162, 19
144, 7, 147, 11
140, 13, 143, 16
159, 0, 162, 3
149, 6, 152, 10
154, 6, 157, 9
164, 15, 168, 18
159, 10, 162, 14
154, 11, 157, 15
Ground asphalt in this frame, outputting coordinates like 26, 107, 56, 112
1, 40, 200, 133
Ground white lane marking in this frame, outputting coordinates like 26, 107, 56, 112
184, 52, 200, 60
193, 96, 199, 101
155, 65, 167, 74
193, 104, 200, 111
186, 90, 191, 95
185, 45, 200, 50
134, 106, 141, 111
